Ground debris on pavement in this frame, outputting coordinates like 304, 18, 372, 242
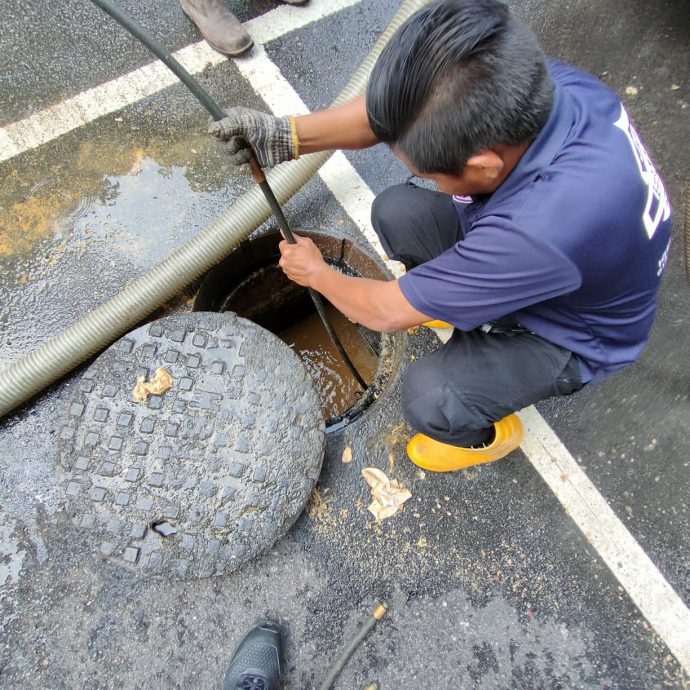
361, 467, 412, 521
342, 445, 353, 463
132, 367, 173, 403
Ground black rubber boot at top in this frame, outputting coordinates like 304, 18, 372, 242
223, 621, 283, 690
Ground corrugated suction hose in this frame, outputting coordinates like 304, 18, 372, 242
0, 0, 431, 418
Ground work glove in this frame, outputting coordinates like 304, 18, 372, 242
209, 107, 299, 168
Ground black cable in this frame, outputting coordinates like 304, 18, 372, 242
255, 175, 367, 389
317, 603, 387, 690
89, 0, 367, 390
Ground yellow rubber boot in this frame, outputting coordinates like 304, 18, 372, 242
406, 413, 524, 472
422, 320, 454, 329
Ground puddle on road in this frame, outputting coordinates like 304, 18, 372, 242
0, 128, 242, 261
279, 303, 379, 420
1, 122, 390, 422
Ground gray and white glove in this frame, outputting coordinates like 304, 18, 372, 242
209, 106, 299, 167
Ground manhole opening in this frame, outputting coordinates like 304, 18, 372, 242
194, 231, 403, 431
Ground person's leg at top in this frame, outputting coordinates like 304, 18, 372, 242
180, 0, 309, 58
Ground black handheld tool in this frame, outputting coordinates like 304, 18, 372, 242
89, 0, 367, 390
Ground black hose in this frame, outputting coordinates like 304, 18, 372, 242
318, 603, 387, 690
255, 175, 367, 389
89, 0, 367, 390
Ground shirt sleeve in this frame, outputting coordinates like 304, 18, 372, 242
398, 217, 582, 331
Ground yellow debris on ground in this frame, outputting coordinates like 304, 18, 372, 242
132, 368, 173, 403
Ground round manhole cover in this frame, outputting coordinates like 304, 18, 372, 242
57, 312, 325, 578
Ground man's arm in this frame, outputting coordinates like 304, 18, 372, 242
279, 235, 430, 332
295, 96, 380, 154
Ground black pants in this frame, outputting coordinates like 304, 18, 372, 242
371, 182, 583, 447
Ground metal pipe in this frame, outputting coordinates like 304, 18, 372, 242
89, 0, 367, 389
0, 0, 431, 418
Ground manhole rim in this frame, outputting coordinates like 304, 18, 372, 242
193, 228, 407, 433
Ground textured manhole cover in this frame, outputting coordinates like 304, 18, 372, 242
57, 312, 325, 578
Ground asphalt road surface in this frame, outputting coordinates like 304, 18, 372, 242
0, 0, 689, 688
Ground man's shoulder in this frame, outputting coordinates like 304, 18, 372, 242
547, 58, 612, 98
516, 66, 646, 236
466, 59, 669, 261
548, 58, 625, 143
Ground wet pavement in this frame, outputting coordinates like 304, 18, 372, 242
1, 0, 689, 688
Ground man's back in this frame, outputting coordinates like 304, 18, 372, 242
514, 61, 672, 382
400, 60, 672, 383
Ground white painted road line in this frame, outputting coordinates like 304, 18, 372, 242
0, 0, 361, 163
238, 42, 690, 675
519, 406, 690, 673
320, 153, 405, 278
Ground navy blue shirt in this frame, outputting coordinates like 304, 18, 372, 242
399, 60, 672, 384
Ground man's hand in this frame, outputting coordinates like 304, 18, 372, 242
278, 234, 327, 288
209, 107, 298, 167
279, 234, 431, 331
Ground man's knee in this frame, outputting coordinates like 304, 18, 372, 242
401, 387, 450, 440
372, 183, 460, 269
371, 184, 409, 238
371, 184, 409, 223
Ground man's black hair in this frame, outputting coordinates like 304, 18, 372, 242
366, 0, 554, 175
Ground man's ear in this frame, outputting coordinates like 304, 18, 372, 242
466, 150, 504, 181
